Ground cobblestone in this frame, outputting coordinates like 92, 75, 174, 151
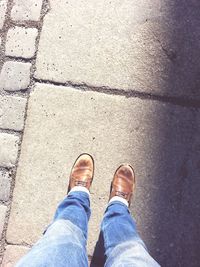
0, 205, 7, 239
0, 0, 7, 29
11, 0, 43, 21
0, 133, 19, 168
2, 245, 29, 267
0, 170, 11, 202
6, 27, 38, 59
0, 61, 31, 92
0, 0, 42, 262
0, 95, 27, 131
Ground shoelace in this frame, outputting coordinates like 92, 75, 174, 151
115, 191, 129, 199
75, 180, 88, 187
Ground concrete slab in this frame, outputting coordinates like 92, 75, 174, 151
35, 0, 200, 99
6, 83, 200, 266
2, 245, 29, 267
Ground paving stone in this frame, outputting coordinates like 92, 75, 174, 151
6, 27, 38, 59
0, 95, 27, 131
11, 0, 43, 21
0, 61, 31, 91
36, 0, 200, 99
0, 204, 7, 238
0, 170, 11, 201
2, 245, 29, 267
0, 0, 7, 29
6, 83, 200, 266
0, 133, 19, 168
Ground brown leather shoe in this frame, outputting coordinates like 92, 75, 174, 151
68, 153, 94, 192
109, 164, 135, 206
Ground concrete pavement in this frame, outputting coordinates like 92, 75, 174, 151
0, 0, 200, 266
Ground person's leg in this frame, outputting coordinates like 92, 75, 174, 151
16, 190, 90, 267
101, 164, 160, 267
102, 200, 160, 267
53, 187, 91, 239
15, 154, 94, 267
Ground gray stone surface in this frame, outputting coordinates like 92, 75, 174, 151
0, 133, 19, 168
0, 95, 27, 131
0, 204, 7, 238
2, 245, 29, 267
6, 27, 38, 59
6, 83, 200, 266
11, 0, 43, 21
0, 0, 7, 29
0, 170, 11, 201
0, 61, 31, 91
35, 0, 200, 99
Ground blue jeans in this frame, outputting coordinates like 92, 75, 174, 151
15, 191, 160, 267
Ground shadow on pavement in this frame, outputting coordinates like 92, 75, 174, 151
92, 1, 200, 266
90, 232, 106, 267
130, 1, 200, 266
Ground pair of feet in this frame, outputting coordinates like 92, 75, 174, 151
68, 153, 135, 206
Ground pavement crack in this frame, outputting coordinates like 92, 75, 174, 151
5, 241, 31, 248
33, 78, 200, 109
